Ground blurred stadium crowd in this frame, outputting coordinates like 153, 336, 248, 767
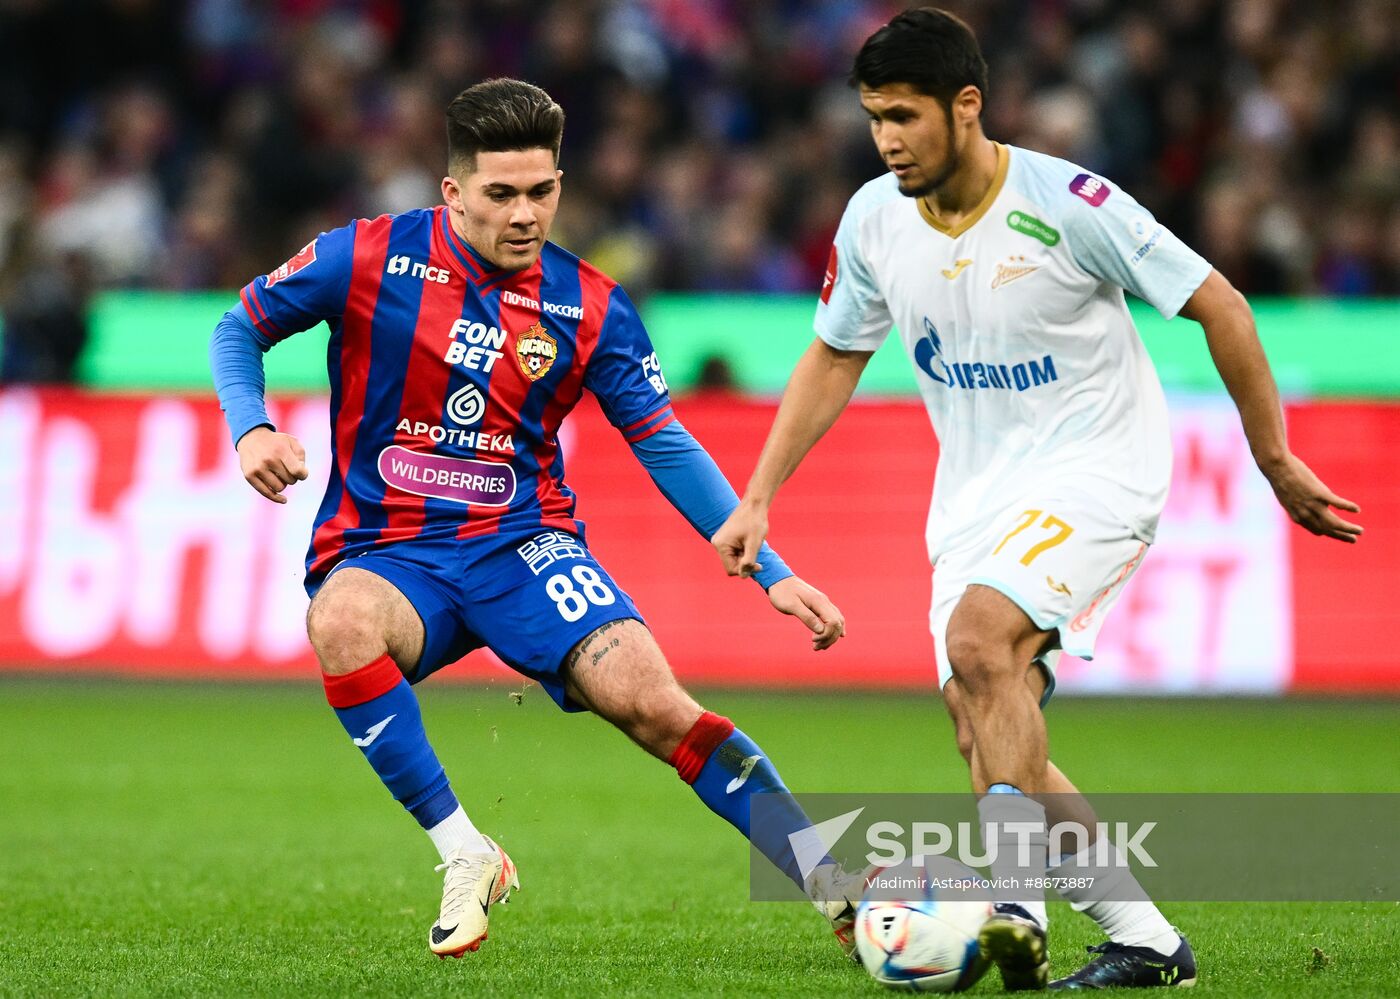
1, 0, 1398, 380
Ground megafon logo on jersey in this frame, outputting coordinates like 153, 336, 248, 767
515, 323, 558, 381
820, 244, 839, 304
386, 254, 450, 284
1069, 174, 1111, 207
265, 240, 317, 289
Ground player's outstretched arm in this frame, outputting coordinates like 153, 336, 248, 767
1183, 269, 1362, 543
712, 338, 872, 575
236, 426, 309, 505
625, 421, 845, 649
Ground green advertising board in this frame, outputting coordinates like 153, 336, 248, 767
68, 291, 1400, 397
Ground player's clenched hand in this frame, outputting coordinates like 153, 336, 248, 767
1262, 452, 1362, 543
711, 502, 769, 577
237, 427, 309, 505
765, 576, 846, 651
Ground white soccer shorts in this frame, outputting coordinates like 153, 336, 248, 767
930, 487, 1150, 703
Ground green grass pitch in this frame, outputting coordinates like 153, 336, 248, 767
1, 678, 1396, 996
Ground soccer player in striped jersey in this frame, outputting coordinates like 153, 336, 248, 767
211, 79, 859, 960
713, 9, 1361, 992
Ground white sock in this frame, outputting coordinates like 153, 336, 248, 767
979, 791, 1049, 928
426, 805, 489, 862
790, 823, 838, 884
1050, 843, 1179, 954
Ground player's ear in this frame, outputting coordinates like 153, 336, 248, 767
953, 85, 983, 125
442, 175, 464, 212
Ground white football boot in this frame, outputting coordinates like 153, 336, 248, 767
428, 835, 519, 958
805, 863, 873, 961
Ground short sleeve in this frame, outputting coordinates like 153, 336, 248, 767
236, 222, 356, 342
1060, 173, 1211, 319
584, 287, 676, 443
813, 194, 894, 352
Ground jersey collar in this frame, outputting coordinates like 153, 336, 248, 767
434, 205, 542, 289
917, 142, 1009, 238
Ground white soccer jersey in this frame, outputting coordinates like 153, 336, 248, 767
816, 143, 1211, 558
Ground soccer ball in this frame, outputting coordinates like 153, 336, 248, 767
854, 857, 993, 993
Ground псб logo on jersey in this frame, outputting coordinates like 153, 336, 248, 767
387, 254, 450, 284
516, 323, 558, 380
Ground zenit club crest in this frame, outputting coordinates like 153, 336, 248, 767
515, 322, 558, 381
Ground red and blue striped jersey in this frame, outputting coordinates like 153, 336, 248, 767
233, 207, 676, 583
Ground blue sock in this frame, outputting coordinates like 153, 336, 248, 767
323, 654, 459, 828
988, 782, 1024, 795
669, 711, 822, 889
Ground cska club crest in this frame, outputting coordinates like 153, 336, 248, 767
515, 322, 558, 381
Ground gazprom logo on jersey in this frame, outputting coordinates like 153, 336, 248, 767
1126, 214, 1165, 268
914, 318, 1059, 393
387, 254, 450, 284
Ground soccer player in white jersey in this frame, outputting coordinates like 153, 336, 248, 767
713, 8, 1362, 992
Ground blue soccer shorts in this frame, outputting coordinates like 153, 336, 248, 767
314, 528, 644, 711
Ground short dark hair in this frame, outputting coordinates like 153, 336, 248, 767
446, 78, 565, 174
851, 8, 988, 107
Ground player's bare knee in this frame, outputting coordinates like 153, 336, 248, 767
307, 586, 392, 674
614, 684, 700, 756
619, 708, 672, 755
944, 630, 1017, 701
942, 681, 975, 763
643, 697, 704, 756
307, 591, 379, 648
604, 684, 700, 758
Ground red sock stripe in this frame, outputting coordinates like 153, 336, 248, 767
668, 711, 735, 785
322, 654, 403, 708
